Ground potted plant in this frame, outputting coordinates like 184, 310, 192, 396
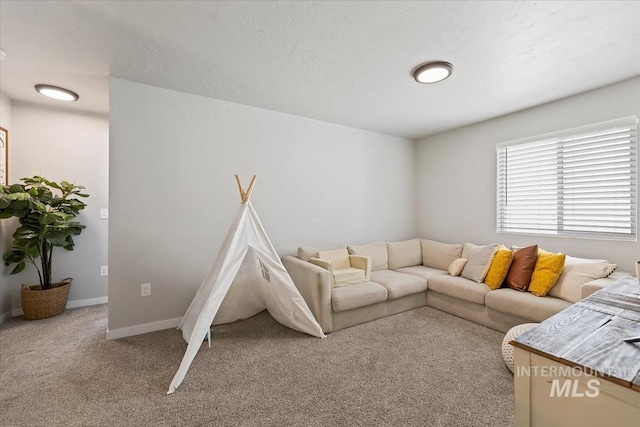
0, 176, 88, 319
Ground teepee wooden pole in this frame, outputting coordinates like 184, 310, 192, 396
234, 174, 246, 202
243, 175, 257, 203
234, 175, 257, 203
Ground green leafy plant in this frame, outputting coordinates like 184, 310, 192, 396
0, 176, 88, 290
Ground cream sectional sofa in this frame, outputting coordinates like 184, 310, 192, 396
282, 239, 628, 334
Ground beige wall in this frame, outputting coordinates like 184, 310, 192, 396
108, 78, 417, 334
416, 76, 640, 272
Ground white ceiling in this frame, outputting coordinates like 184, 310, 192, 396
2, 1, 640, 140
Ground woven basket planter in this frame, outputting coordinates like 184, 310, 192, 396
21, 278, 72, 320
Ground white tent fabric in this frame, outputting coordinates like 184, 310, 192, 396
168, 201, 325, 394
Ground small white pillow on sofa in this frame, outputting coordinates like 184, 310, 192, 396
387, 239, 422, 270
460, 243, 499, 283
448, 258, 468, 276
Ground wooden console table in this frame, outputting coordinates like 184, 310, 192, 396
511, 276, 640, 427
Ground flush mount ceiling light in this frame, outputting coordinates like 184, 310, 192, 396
412, 61, 453, 84
35, 84, 79, 102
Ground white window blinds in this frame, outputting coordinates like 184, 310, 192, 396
497, 117, 637, 240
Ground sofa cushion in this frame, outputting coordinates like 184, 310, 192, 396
370, 270, 428, 300
317, 248, 351, 270
427, 275, 491, 305
484, 246, 513, 290
396, 265, 448, 281
333, 267, 366, 287
528, 250, 566, 297
485, 288, 571, 323
581, 271, 627, 299
387, 239, 422, 270
331, 281, 388, 312
548, 260, 618, 303
447, 258, 468, 276
460, 243, 499, 283
348, 242, 388, 271
505, 245, 538, 292
298, 245, 346, 262
421, 239, 463, 270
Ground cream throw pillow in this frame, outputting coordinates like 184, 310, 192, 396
448, 258, 468, 276
460, 243, 499, 283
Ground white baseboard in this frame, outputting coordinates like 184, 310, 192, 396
9, 296, 108, 318
0, 309, 12, 323
106, 317, 181, 340
68, 296, 108, 309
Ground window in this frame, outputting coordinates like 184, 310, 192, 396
497, 117, 637, 240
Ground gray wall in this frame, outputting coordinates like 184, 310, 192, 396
108, 78, 416, 332
3, 102, 109, 313
416, 76, 640, 272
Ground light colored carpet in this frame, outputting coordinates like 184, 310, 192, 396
0, 304, 513, 426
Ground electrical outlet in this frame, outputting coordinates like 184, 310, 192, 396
100, 266, 108, 277
100, 208, 109, 219
141, 283, 151, 297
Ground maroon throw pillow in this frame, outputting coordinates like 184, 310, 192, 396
505, 245, 538, 292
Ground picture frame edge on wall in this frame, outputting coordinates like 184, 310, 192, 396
0, 125, 7, 186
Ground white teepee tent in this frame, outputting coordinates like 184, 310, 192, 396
167, 176, 325, 394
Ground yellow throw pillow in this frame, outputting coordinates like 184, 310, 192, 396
529, 250, 566, 297
484, 245, 513, 290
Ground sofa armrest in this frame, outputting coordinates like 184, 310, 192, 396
309, 257, 333, 271
282, 255, 333, 333
349, 255, 371, 281
310, 257, 337, 287
581, 271, 632, 299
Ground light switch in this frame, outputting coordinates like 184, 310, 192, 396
100, 209, 109, 219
